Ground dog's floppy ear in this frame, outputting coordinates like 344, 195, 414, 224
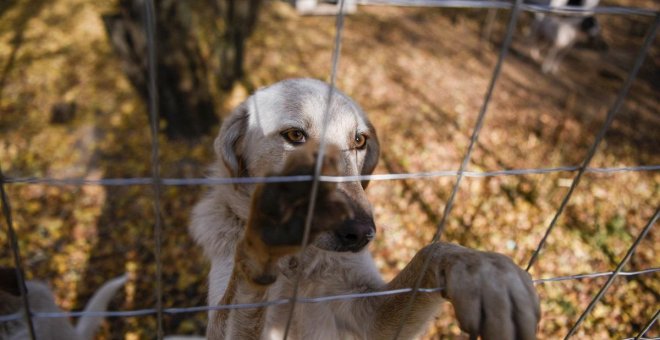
361, 122, 380, 189
214, 102, 249, 178
0, 267, 26, 296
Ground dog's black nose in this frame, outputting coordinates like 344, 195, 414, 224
334, 218, 376, 252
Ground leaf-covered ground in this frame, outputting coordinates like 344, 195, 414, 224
1, 0, 658, 338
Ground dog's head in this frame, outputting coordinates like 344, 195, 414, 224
215, 78, 380, 252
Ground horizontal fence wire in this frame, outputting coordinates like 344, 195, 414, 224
0, 266, 657, 323
3, 165, 659, 186
1, 1, 658, 339
360, 0, 658, 16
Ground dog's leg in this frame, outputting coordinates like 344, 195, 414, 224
527, 13, 544, 54
542, 45, 562, 74
543, 35, 577, 75
208, 143, 352, 339
359, 243, 540, 339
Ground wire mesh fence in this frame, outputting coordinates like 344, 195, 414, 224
1, 0, 658, 339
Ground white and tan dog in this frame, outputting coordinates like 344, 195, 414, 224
190, 78, 540, 339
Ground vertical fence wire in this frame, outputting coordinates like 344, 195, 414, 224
0, 1, 658, 339
525, 12, 660, 272
634, 309, 660, 340
391, 1, 523, 338
143, 0, 164, 338
281, 1, 347, 338
0, 166, 35, 339
564, 208, 659, 339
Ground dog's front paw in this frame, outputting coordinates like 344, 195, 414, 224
430, 244, 540, 340
251, 142, 353, 248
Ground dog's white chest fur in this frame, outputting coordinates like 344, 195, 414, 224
208, 239, 381, 339
192, 182, 382, 339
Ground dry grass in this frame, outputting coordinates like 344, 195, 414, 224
0, 0, 658, 338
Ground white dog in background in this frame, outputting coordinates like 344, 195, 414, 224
0, 268, 126, 340
526, 0, 603, 73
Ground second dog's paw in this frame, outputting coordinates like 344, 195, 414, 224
251, 142, 353, 248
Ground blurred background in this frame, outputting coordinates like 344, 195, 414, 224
0, 0, 658, 338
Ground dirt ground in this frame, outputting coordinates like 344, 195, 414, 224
1, 0, 658, 338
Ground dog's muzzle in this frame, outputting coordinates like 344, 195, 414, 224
330, 178, 376, 252
334, 213, 376, 252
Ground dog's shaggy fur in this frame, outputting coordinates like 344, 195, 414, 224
190, 78, 540, 339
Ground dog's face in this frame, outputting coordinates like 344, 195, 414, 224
216, 78, 380, 252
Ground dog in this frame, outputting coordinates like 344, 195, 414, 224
526, 0, 604, 74
0, 268, 126, 340
190, 78, 540, 339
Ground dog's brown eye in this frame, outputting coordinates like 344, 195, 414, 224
355, 133, 367, 149
282, 128, 306, 144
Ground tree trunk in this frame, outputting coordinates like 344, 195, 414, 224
214, 0, 262, 91
103, 0, 218, 139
